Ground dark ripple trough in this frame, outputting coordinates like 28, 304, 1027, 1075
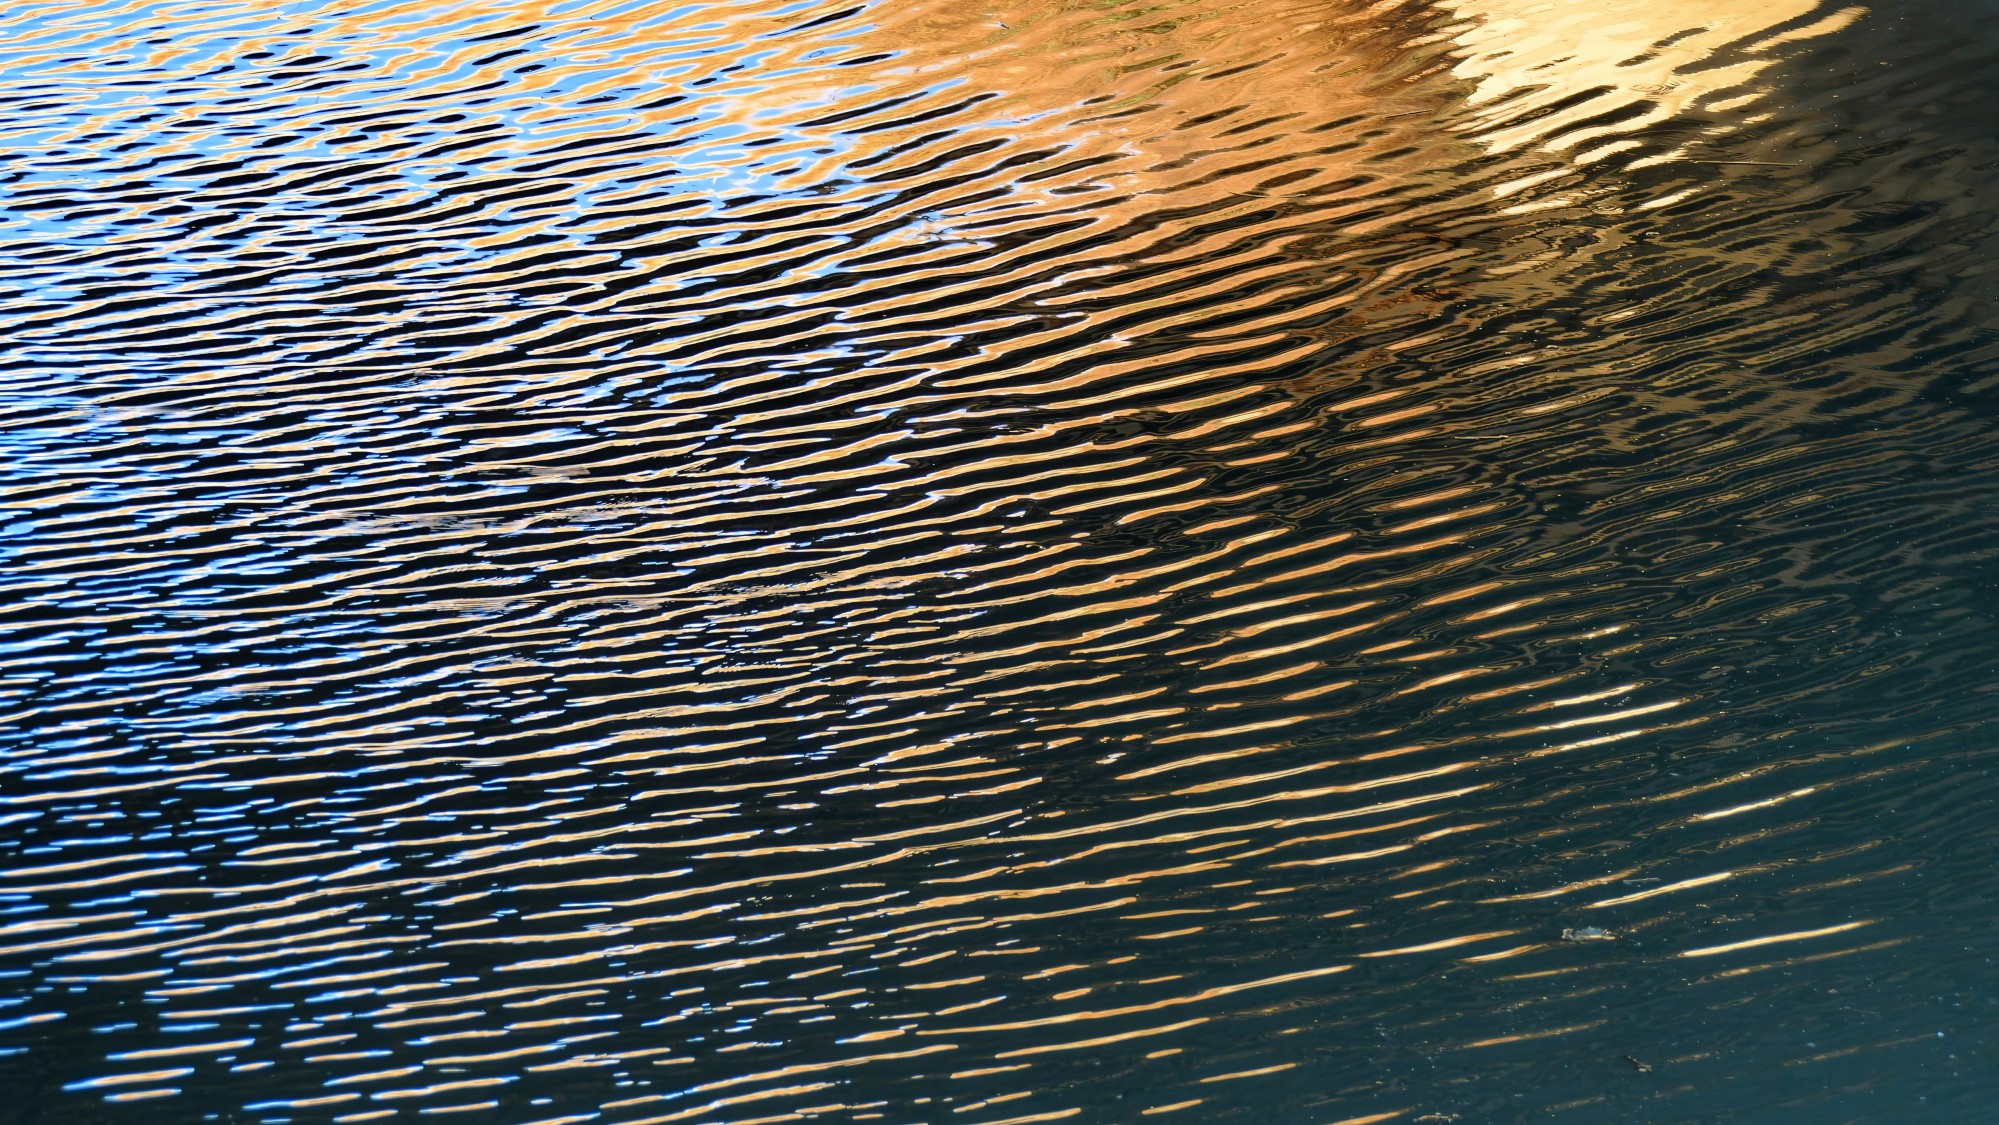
8, 0, 1999, 1120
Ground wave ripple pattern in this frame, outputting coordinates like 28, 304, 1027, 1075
5, 0, 1999, 1121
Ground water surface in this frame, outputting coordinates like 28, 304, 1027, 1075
7, 0, 1999, 1121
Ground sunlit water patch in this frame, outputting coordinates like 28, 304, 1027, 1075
7, 0, 1999, 1121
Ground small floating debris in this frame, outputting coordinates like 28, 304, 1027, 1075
1561, 926, 1615, 942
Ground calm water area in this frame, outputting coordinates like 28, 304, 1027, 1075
7, 0, 1999, 1121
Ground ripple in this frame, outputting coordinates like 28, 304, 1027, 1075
7, 0, 1999, 1121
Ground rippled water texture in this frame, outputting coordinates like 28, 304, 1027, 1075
9, 0, 1999, 1120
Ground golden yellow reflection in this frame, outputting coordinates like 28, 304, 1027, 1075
1442, 0, 1864, 158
